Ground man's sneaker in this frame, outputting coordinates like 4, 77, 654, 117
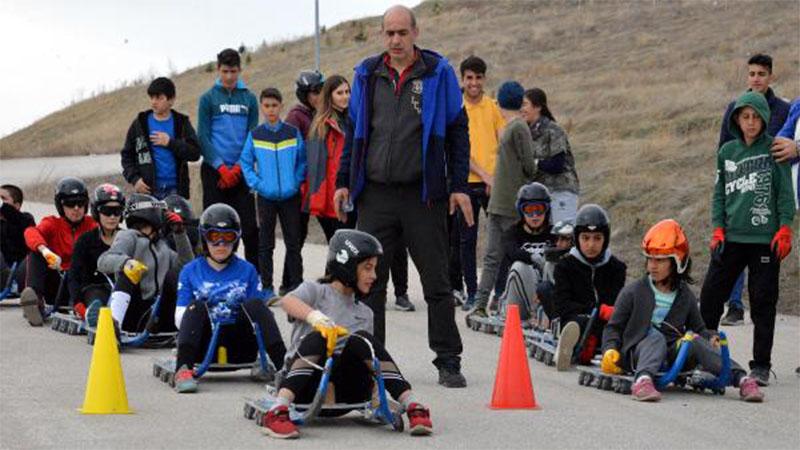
720, 307, 744, 326
555, 321, 580, 371
461, 294, 476, 312
738, 376, 764, 402
631, 376, 661, 402
20, 287, 43, 327
174, 365, 198, 393
406, 403, 433, 436
438, 367, 467, 388
394, 294, 415, 312
85, 299, 103, 329
748, 366, 770, 387
261, 405, 299, 439
452, 290, 465, 307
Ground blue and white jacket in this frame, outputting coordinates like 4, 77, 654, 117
337, 49, 470, 202
776, 97, 800, 207
197, 79, 259, 169
240, 121, 306, 201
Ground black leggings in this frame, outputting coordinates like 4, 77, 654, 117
112, 267, 178, 333
176, 299, 286, 371
281, 330, 411, 404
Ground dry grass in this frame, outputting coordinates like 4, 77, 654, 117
4, 0, 799, 312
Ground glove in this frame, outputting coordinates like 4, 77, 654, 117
601, 349, 623, 374
770, 225, 792, 261
40, 247, 62, 270
123, 259, 148, 285
231, 163, 243, 182
165, 211, 185, 234
217, 165, 239, 189
709, 227, 725, 262
73, 303, 86, 320
599, 304, 615, 322
306, 310, 349, 356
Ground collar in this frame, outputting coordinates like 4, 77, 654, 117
569, 246, 612, 268
263, 120, 283, 132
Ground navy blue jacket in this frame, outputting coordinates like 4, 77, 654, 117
718, 87, 789, 149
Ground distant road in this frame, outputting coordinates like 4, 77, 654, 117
0, 154, 120, 187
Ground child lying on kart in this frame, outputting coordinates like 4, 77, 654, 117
600, 219, 763, 402
173, 203, 287, 393
263, 229, 432, 439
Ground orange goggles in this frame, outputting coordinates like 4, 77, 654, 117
520, 202, 548, 217
202, 228, 240, 245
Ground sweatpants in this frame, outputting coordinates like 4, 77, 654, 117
22, 252, 69, 308
474, 213, 517, 309
176, 299, 286, 371
499, 261, 541, 320
257, 194, 303, 293
357, 182, 463, 370
700, 242, 780, 370
108, 267, 178, 333
628, 328, 746, 384
281, 330, 410, 405
201, 163, 259, 269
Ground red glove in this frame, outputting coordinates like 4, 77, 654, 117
599, 304, 615, 322
709, 227, 725, 252
770, 225, 793, 261
217, 165, 238, 189
165, 211, 184, 234
73, 303, 86, 320
231, 163, 242, 181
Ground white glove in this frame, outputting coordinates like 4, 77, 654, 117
306, 309, 334, 328
40, 247, 62, 270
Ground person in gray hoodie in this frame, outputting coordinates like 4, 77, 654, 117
97, 194, 193, 333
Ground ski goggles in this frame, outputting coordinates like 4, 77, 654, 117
62, 198, 88, 209
520, 201, 548, 217
97, 205, 124, 217
202, 227, 241, 245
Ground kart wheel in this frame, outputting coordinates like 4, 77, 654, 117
153, 365, 161, 378
167, 374, 175, 388
543, 352, 554, 366
51, 319, 59, 330
244, 403, 255, 420
601, 377, 613, 391
255, 411, 264, 426
534, 347, 544, 361
578, 371, 587, 385
620, 381, 632, 395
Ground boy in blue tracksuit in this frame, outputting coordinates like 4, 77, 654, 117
240, 87, 306, 298
197, 48, 260, 269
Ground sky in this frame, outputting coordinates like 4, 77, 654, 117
0, 0, 421, 138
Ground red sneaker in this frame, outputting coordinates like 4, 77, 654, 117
261, 405, 299, 439
631, 376, 661, 402
174, 365, 197, 393
739, 377, 764, 403
406, 403, 433, 436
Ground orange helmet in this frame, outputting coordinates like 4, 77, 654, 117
641, 219, 690, 273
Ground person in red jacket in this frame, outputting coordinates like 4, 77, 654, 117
20, 177, 96, 326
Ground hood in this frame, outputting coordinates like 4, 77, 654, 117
569, 246, 611, 268
354, 46, 443, 80
728, 91, 771, 142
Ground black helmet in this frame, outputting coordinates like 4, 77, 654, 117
124, 193, 166, 230
326, 229, 383, 292
199, 203, 241, 259
516, 182, 551, 220
295, 70, 325, 107
91, 183, 126, 221
54, 177, 89, 217
574, 204, 610, 258
164, 194, 195, 224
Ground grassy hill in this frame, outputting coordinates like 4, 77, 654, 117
2, 0, 799, 311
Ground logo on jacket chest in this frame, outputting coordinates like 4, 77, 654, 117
410, 80, 423, 115
135, 136, 152, 165
220, 104, 248, 114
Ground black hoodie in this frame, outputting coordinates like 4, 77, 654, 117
553, 247, 627, 321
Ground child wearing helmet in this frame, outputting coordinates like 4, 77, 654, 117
262, 229, 432, 439
601, 219, 763, 402
67, 184, 125, 325
172, 203, 287, 393
97, 193, 193, 334
0, 184, 35, 295
20, 177, 97, 326
163, 194, 201, 254
552, 204, 627, 371
535, 219, 574, 322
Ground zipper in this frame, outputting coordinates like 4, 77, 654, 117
274, 136, 283, 197
384, 75, 402, 184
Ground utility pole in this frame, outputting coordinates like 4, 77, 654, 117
314, 0, 320, 71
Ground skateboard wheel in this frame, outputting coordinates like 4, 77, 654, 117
51, 319, 59, 330
167, 374, 175, 387
255, 411, 264, 426
578, 371, 588, 385
621, 381, 632, 395
544, 352, 554, 366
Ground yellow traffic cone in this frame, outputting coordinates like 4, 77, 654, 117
79, 307, 133, 414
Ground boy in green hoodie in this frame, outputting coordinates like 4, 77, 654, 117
700, 91, 795, 387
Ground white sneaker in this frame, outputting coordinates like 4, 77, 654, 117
555, 321, 580, 371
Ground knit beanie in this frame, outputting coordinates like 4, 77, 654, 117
497, 81, 524, 110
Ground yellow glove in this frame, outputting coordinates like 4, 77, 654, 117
40, 247, 62, 270
123, 259, 148, 285
306, 310, 349, 356
601, 349, 623, 374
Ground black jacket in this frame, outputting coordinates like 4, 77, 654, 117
602, 277, 710, 357
121, 110, 201, 198
0, 203, 35, 265
553, 248, 627, 320
502, 221, 552, 266
68, 228, 111, 303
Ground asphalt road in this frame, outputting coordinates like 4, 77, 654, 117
1, 204, 798, 450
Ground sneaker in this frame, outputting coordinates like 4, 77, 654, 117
261, 405, 299, 439
555, 321, 580, 371
20, 287, 43, 327
85, 299, 103, 329
748, 366, 770, 387
452, 290, 465, 307
394, 294, 415, 312
406, 402, 433, 436
720, 307, 744, 326
437, 367, 467, 388
250, 362, 275, 383
631, 376, 661, 402
738, 376, 764, 402
461, 294, 476, 312
174, 365, 198, 393
466, 306, 487, 319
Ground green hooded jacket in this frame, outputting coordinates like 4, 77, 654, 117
712, 91, 796, 244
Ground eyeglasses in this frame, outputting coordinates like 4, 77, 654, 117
98, 205, 124, 217
203, 228, 241, 245
62, 199, 87, 209
520, 202, 548, 217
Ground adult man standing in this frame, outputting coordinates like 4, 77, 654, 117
197, 49, 260, 268
716, 53, 790, 326
334, 5, 473, 388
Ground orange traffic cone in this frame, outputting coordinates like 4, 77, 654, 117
490, 304, 538, 409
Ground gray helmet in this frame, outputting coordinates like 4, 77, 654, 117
326, 229, 383, 292
573, 204, 610, 258
516, 182, 551, 221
